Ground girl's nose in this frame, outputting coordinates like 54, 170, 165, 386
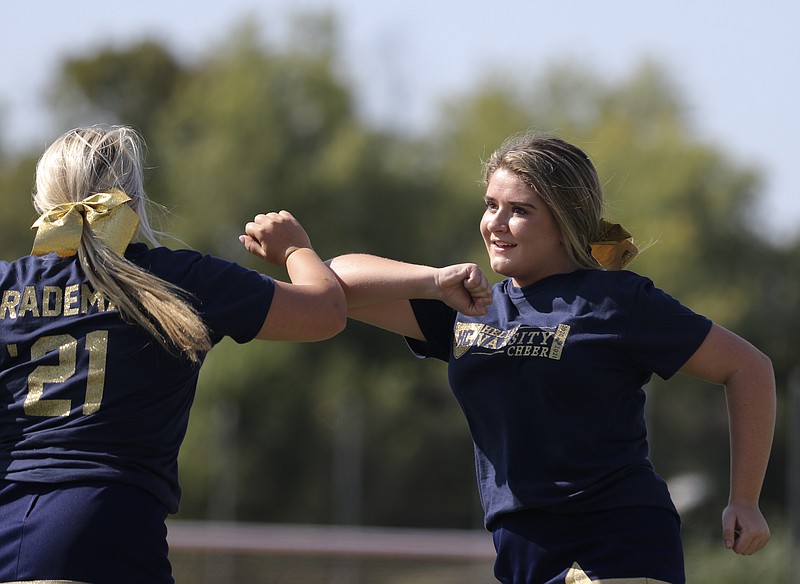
486, 211, 508, 233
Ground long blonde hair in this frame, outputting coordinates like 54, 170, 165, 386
33, 125, 212, 362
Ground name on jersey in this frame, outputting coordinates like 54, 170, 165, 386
0, 284, 115, 319
453, 322, 570, 360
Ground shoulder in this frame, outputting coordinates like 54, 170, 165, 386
0, 253, 78, 284
124, 243, 203, 269
125, 243, 245, 280
588, 270, 691, 310
125, 243, 274, 297
590, 270, 709, 329
583, 268, 651, 286
577, 269, 655, 299
527, 269, 665, 320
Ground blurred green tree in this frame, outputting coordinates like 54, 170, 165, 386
0, 153, 38, 258
49, 39, 182, 141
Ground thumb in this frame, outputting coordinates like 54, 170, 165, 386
463, 266, 492, 299
722, 512, 739, 550
240, 234, 267, 259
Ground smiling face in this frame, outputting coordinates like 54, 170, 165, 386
480, 167, 577, 288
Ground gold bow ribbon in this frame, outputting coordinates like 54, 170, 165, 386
589, 219, 638, 270
31, 189, 140, 257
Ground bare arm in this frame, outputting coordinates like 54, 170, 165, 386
679, 323, 776, 555
240, 211, 346, 341
327, 254, 493, 340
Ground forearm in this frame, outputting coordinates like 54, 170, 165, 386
327, 254, 440, 308
725, 353, 776, 504
679, 324, 776, 504
255, 247, 347, 341
286, 247, 342, 291
284, 248, 346, 317
682, 324, 775, 553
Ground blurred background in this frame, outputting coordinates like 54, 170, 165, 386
2, 1, 798, 582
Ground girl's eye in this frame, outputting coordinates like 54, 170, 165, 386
484, 200, 498, 210
512, 206, 527, 215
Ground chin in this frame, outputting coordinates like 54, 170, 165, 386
489, 261, 512, 278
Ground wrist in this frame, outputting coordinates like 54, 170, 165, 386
728, 486, 763, 507
430, 266, 452, 301
284, 245, 311, 263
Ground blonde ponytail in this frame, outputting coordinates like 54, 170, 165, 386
77, 226, 211, 362
33, 125, 212, 362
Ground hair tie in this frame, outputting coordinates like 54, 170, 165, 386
589, 219, 638, 270
31, 189, 140, 257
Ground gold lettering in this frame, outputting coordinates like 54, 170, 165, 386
22, 331, 110, 418
482, 325, 504, 337
454, 323, 482, 358
1, 284, 114, 319
19, 286, 40, 317
42, 286, 63, 317
483, 336, 502, 350
63, 284, 80, 316
81, 284, 106, 313
457, 327, 478, 345
83, 330, 108, 414
548, 324, 570, 360
1, 290, 20, 319
459, 323, 567, 358
24, 335, 76, 417
503, 325, 568, 358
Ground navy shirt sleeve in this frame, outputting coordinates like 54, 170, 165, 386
623, 277, 713, 380
406, 298, 456, 362
127, 245, 275, 344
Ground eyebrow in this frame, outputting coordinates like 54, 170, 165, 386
484, 195, 537, 209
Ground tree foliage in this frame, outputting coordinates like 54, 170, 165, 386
0, 14, 794, 536
49, 39, 183, 141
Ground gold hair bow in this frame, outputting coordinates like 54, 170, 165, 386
589, 219, 638, 270
31, 189, 140, 257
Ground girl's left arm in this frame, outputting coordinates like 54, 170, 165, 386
679, 323, 776, 556
240, 211, 347, 341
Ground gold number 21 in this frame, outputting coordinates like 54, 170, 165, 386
21, 331, 109, 417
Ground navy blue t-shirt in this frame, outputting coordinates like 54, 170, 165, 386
408, 269, 712, 528
0, 243, 275, 513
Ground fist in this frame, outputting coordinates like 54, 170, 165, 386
240, 210, 312, 266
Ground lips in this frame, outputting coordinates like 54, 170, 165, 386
491, 239, 516, 250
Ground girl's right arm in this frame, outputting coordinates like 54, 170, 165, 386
327, 253, 492, 340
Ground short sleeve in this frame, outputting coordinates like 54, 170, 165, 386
406, 298, 457, 362
624, 279, 712, 379
127, 246, 275, 345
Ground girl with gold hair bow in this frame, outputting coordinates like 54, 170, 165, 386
323, 132, 775, 584
0, 125, 346, 583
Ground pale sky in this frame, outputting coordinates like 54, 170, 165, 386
2, 0, 798, 239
